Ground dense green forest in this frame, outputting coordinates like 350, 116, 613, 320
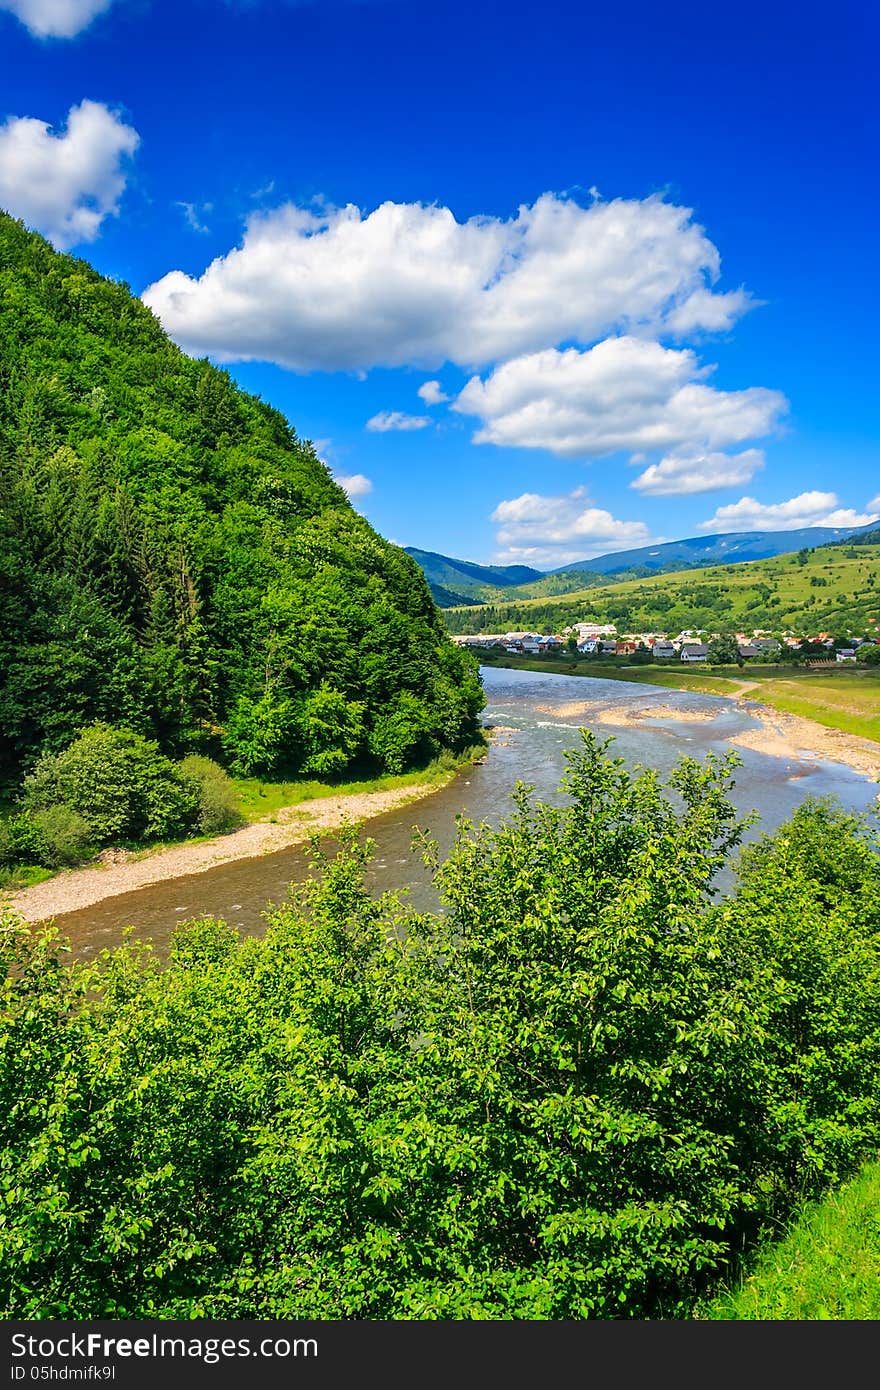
2, 734, 879, 1318
0, 214, 483, 795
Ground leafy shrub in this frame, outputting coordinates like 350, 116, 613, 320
177, 756, 241, 835
30, 805, 95, 868
368, 691, 436, 773
22, 723, 198, 845
222, 694, 296, 778
293, 684, 365, 777
0, 811, 46, 868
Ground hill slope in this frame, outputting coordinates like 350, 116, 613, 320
403, 548, 543, 605
547, 526, 874, 576
443, 543, 880, 637
0, 214, 483, 783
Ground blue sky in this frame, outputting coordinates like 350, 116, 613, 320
1, 0, 877, 568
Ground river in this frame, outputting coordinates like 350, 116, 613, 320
51, 665, 879, 958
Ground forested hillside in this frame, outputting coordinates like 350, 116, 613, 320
0, 215, 483, 787
4, 738, 880, 1317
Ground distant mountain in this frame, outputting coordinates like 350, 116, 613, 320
408, 526, 876, 607
403, 549, 544, 606
549, 526, 876, 576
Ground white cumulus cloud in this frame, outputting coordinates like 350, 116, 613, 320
417, 379, 449, 405
333, 471, 373, 498
142, 192, 752, 372
0, 0, 114, 38
0, 100, 139, 248
866, 494, 880, 513
491, 486, 654, 568
366, 410, 432, 433
698, 491, 880, 533
665, 286, 754, 337
455, 337, 786, 460
631, 448, 765, 496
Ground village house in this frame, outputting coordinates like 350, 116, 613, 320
680, 643, 709, 663
570, 622, 617, 640
651, 641, 676, 659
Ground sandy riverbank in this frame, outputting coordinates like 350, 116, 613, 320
728, 701, 880, 783
3, 781, 443, 925
531, 695, 880, 781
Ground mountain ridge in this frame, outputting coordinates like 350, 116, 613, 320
409, 524, 875, 606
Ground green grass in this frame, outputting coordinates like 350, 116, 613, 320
702, 1160, 880, 1319
739, 673, 880, 741
0, 864, 55, 892
225, 744, 486, 823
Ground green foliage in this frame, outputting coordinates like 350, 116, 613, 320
444, 544, 880, 640
0, 810, 45, 868
176, 755, 241, 835
22, 723, 197, 844
292, 684, 366, 777
707, 633, 740, 665
29, 805, 95, 868
860, 644, 880, 666
0, 214, 483, 786
2, 737, 879, 1318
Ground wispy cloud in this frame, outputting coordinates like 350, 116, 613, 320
334, 471, 373, 498
0, 0, 114, 38
366, 411, 432, 433
631, 448, 765, 496
176, 201, 212, 235
418, 379, 449, 406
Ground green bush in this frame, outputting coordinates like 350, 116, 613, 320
177, 756, 241, 835
30, 805, 95, 868
22, 723, 198, 846
1, 736, 879, 1319
368, 691, 436, 773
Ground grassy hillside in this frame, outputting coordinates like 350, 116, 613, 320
702, 1159, 880, 1319
0, 213, 483, 786
444, 543, 880, 637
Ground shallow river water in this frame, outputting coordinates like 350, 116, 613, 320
52, 666, 879, 958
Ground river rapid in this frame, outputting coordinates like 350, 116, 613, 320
50, 665, 879, 958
